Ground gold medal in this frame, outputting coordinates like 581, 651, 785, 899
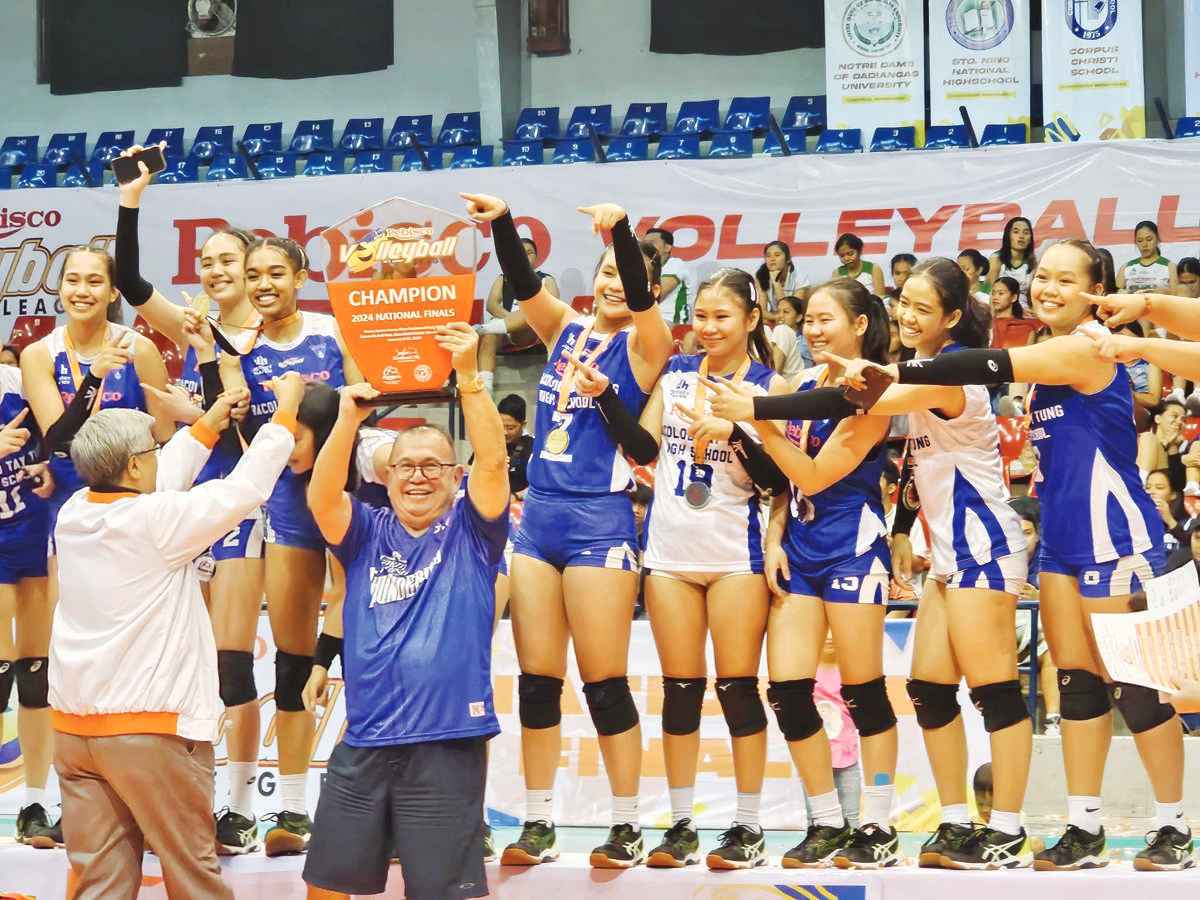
544, 428, 569, 455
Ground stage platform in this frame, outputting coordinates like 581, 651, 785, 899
3, 843, 1198, 899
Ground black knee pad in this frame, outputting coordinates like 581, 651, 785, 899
906, 678, 961, 730
662, 677, 706, 735
0, 660, 13, 713
1108, 682, 1176, 734
970, 680, 1030, 733
15, 657, 49, 709
766, 678, 822, 742
218, 650, 258, 708
274, 651, 313, 713
716, 676, 767, 738
518, 673, 564, 729
841, 676, 896, 737
582, 677, 639, 736
1058, 668, 1111, 721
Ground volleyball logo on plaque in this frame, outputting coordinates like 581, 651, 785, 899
322, 198, 478, 402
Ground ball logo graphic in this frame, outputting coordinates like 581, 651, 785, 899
843, 0, 905, 57
414, 364, 433, 383
946, 0, 1014, 50
1067, 0, 1117, 40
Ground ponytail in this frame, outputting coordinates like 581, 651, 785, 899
695, 267, 775, 369
909, 257, 991, 349
811, 277, 891, 364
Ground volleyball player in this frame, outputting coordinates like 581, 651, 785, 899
838, 241, 1194, 872
1116, 221, 1177, 293
461, 193, 673, 868
986, 217, 1037, 301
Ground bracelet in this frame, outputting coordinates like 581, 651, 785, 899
457, 374, 486, 395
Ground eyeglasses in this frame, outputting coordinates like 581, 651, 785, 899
387, 461, 456, 481
131, 442, 163, 458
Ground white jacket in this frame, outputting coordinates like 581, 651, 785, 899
50, 416, 296, 742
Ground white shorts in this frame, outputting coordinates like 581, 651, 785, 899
935, 552, 1027, 597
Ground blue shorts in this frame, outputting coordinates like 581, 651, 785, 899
263, 470, 325, 551
513, 487, 639, 572
1039, 545, 1165, 599
0, 523, 50, 584
782, 539, 891, 604
212, 515, 266, 561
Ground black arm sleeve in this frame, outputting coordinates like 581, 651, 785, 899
1167, 448, 1187, 493
115, 205, 154, 306
198, 360, 222, 411
44, 373, 102, 455
490, 211, 542, 302
728, 424, 789, 496
594, 384, 659, 465
314, 632, 343, 669
897, 349, 1013, 386
891, 456, 919, 537
753, 387, 861, 422
611, 217, 655, 313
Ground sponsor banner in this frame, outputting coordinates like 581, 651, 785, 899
2, 143, 1200, 343
929, 0, 1031, 130
825, 0, 926, 145
1040, 0, 1145, 142
1188, 0, 1200, 116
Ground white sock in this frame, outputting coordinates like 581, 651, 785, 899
525, 789, 553, 825
669, 785, 694, 824
226, 762, 257, 819
23, 786, 47, 810
735, 792, 762, 830
279, 774, 307, 816
941, 803, 970, 826
480, 370, 495, 393
989, 809, 1022, 835
1067, 795, 1103, 834
861, 783, 894, 828
478, 318, 508, 336
612, 795, 640, 830
808, 789, 845, 828
1156, 800, 1185, 831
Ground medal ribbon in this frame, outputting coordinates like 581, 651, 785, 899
693, 354, 752, 464
555, 320, 623, 412
64, 325, 113, 416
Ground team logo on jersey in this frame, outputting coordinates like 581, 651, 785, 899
1066, 0, 1117, 40
378, 551, 408, 577
843, 0, 905, 57
946, 0, 1013, 50
251, 354, 272, 376
277, 356, 305, 369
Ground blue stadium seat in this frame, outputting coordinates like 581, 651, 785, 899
870, 126, 916, 152
43, 132, 87, 167
290, 119, 335, 154
90, 130, 134, 165
980, 123, 1028, 146
655, 134, 701, 160
241, 122, 283, 157
552, 139, 595, 165
448, 145, 493, 169
564, 105, 612, 139
255, 153, 296, 179
672, 100, 720, 136
501, 140, 544, 167
924, 124, 970, 150
0, 136, 39, 168
205, 153, 248, 181
17, 164, 57, 188
300, 152, 344, 177
339, 118, 385, 153
763, 128, 807, 156
398, 148, 442, 172
0, 167, 11, 189
145, 128, 185, 159
815, 129, 863, 154
514, 107, 561, 142
350, 150, 393, 174
157, 157, 199, 184
605, 136, 649, 162
388, 115, 434, 149
620, 103, 668, 139
722, 96, 771, 134
782, 95, 826, 130
189, 126, 235, 164
707, 132, 753, 158
62, 161, 104, 187
437, 112, 482, 148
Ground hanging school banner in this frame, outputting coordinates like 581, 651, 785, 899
824, 0, 927, 145
1187, 0, 1200, 115
928, 0, 1031, 130
1040, 0, 1145, 142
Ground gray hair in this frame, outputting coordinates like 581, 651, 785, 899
70, 408, 155, 487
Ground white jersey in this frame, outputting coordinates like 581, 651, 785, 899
643, 354, 775, 573
905, 349, 1027, 578
1121, 256, 1172, 292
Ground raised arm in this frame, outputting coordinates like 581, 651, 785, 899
308, 382, 380, 546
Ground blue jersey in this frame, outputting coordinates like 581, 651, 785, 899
1029, 337, 1162, 565
782, 365, 888, 570
0, 366, 48, 535
527, 318, 647, 495
331, 494, 507, 746
179, 345, 233, 485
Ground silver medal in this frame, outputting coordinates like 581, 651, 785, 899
684, 481, 712, 509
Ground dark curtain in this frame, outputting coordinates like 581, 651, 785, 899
234, 0, 393, 79
650, 0, 823, 54
45, 0, 187, 94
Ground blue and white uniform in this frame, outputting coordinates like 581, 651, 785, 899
0, 366, 49, 583
780, 365, 891, 604
513, 317, 646, 571
643, 354, 774, 578
906, 344, 1027, 594
240, 312, 346, 550
1030, 321, 1164, 597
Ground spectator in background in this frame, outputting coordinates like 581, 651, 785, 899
1166, 520, 1200, 573
832, 233, 885, 296
497, 393, 534, 497
986, 217, 1036, 301
1137, 398, 1185, 478
1177, 257, 1200, 298
476, 238, 558, 394
1117, 221, 1177, 293
1119, 322, 1164, 415
804, 632, 861, 830
885, 252, 916, 306
957, 249, 991, 303
0, 345, 19, 367
756, 240, 806, 325
1009, 496, 1060, 736
769, 295, 811, 378
990, 276, 1039, 349
1146, 468, 1185, 555
645, 228, 694, 325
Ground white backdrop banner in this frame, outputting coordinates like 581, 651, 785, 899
824, 0, 927, 144
1187, 0, 1200, 116
1040, 0, 1146, 142
928, 0, 1031, 130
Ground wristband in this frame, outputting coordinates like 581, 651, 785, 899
314, 632, 343, 670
